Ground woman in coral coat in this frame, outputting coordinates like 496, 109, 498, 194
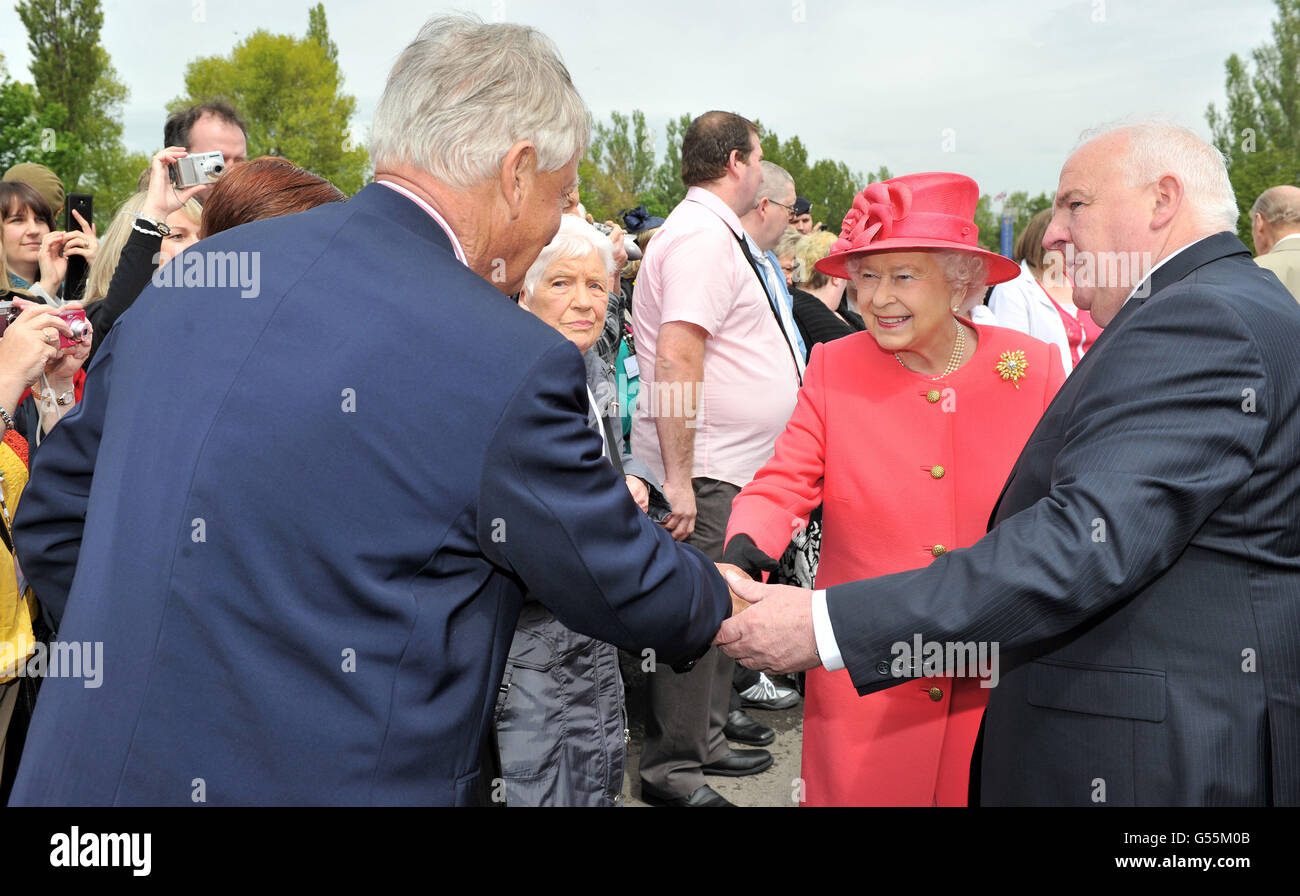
723, 173, 1064, 805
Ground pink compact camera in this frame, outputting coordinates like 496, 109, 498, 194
57, 309, 89, 348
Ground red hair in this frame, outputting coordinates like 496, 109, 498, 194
200, 156, 345, 238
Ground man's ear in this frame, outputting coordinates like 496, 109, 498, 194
1150, 173, 1183, 231
724, 148, 742, 180
498, 140, 538, 220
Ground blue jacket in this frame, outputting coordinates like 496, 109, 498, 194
9, 184, 729, 806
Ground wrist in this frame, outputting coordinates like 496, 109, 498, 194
45, 373, 75, 394
0, 372, 30, 414
140, 203, 170, 224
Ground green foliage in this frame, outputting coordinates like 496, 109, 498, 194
578, 110, 1053, 249
306, 3, 338, 64
973, 190, 1054, 252
171, 6, 370, 195
0, 60, 84, 178
1207, 0, 1300, 243
644, 113, 693, 219
15, 0, 128, 190
578, 110, 657, 223
9, 0, 141, 213
580, 111, 869, 232
757, 122, 865, 234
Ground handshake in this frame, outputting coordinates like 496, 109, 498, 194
709, 562, 821, 675
717, 562, 754, 617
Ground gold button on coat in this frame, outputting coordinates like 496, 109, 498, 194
930, 465, 945, 479
928, 687, 943, 701
931, 544, 947, 557
925, 389, 941, 403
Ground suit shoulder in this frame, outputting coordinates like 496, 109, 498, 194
1150, 254, 1300, 340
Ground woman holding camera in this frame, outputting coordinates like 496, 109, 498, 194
1, 181, 97, 303
0, 298, 92, 801
83, 148, 205, 361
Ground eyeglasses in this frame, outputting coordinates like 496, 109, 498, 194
765, 197, 797, 214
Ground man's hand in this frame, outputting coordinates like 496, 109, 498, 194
660, 479, 696, 541
715, 562, 752, 616
623, 474, 649, 512
713, 573, 819, 674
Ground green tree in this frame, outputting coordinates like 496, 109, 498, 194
758, 123, 865, 234
1207, 0, 1300, 243
0, 54, 83, 177
578, 110, 656, 222
644, 113, 693, 218
974, 190, 1054, 253
307, 3, 338, 64
172, 4, 370, 194
13, 0, 141, 209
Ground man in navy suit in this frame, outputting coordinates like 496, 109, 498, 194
716, 123, 1300, 806
7, 14, 730, 806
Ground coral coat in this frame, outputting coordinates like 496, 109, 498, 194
727, 322, 1063, 805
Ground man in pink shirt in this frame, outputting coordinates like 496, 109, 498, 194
633, 111, 801, 807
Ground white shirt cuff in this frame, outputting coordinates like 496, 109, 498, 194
811, 588, 845, 672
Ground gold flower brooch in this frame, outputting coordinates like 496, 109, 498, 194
996, 350, 1029, 389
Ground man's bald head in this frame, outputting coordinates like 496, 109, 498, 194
1251, 185, 1300, 256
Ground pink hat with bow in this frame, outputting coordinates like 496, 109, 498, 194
815, 172, 1022, 285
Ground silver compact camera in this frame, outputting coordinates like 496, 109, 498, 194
170, 151, 227, 188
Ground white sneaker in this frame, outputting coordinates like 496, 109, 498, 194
739, 673, 800, 711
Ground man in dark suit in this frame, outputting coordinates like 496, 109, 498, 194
716, 123, 1300, 806
7, 14, 730, 806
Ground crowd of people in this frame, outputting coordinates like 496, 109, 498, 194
1, 12, 1299, 807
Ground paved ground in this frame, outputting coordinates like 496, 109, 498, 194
619, 653, 803, 807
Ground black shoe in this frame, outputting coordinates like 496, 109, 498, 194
639, 781, 735, 807
724, 709, 774, 746
702, 749, 773, 777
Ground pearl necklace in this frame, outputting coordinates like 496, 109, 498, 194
896, 317, 966, 379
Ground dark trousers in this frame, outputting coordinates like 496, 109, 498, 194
640, 478, 739, 797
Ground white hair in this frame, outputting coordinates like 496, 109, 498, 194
370, 14, 589, 190
521, 215, 616, 298
1077, 122, 1238, 233
934, 250, 989, 304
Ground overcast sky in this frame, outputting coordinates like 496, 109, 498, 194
0, 0, 1281, 203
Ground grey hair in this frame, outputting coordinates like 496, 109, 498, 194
370, 14, 589, 189
1251, 186, 1300, 226
934, 250, 990, 306
1077, 122, 1238, 233
521, 214, 616, 298
758, 161, 794, 201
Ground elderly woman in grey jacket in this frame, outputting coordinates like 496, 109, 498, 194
495, 214, 666, 806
